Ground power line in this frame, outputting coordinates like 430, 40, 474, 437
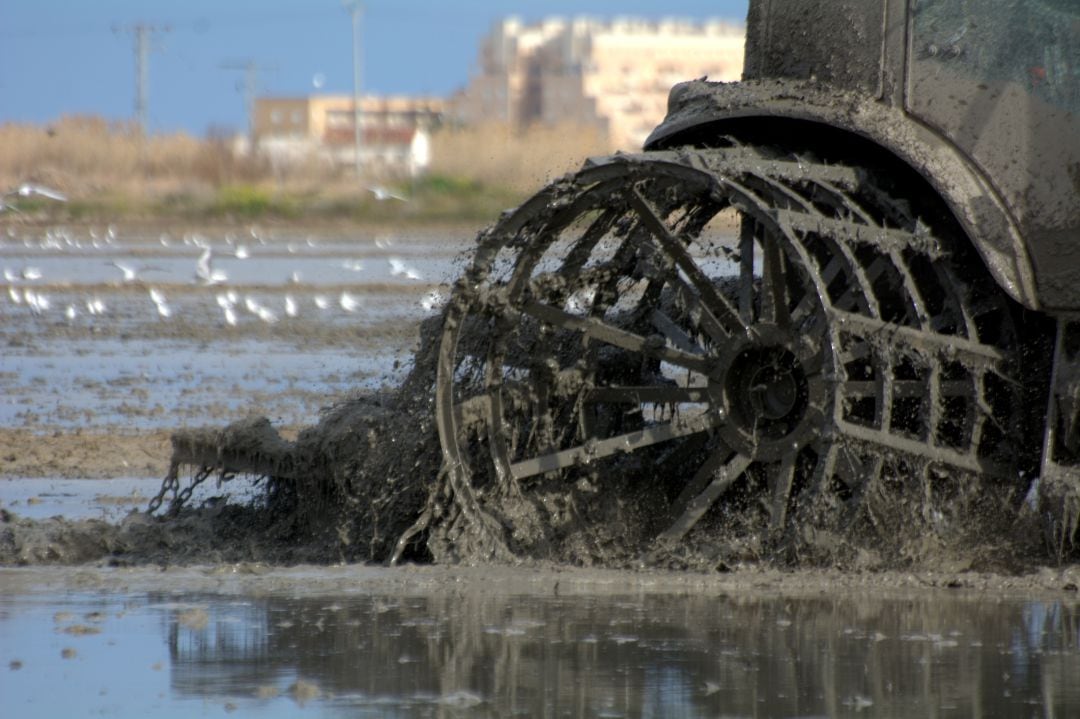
113, 23, 171, 134
344, 0, 364, 179
220, 60, 278, 149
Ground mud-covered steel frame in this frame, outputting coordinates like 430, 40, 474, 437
644, 0, 1080, 312
646, 79, 1039, 311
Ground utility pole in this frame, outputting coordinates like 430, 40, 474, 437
220, 60, 277, 153
114, 23, 170, 135
343, 0, 364, 180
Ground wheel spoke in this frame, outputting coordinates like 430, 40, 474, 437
453, 370, 587, 428
656, 448, 752, 546
842, 379, 975, 400
650, 309, 704, 356
523, 300, 711, 374
761, 231, 791, 327
836, 418, 1014, 478
558, 208, 620, 278
738, 219, 756, 324
586, 386, 710, 404
768, 452, 797, 531
829, 307, 1007, 365
508, 411, 725, 480
665, 273, 733, 348
628, 188, 751, 340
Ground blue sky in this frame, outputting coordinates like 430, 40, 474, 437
0, 1, 748, 137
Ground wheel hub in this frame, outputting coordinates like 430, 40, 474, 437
712, 326, 825, 461
743, 349, 803, 421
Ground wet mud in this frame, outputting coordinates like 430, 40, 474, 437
2, 185, 1078, 578
0, 302, 1072, 577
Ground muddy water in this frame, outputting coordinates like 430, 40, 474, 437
1, 565, 1078, 717
0, 225, 471, 435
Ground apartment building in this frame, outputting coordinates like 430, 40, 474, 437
253, 95, 444, 178
452, 17, 745, 149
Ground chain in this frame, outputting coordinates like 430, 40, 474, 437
147, 462, 214, 516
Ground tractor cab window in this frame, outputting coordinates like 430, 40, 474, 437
911, 0, 1080, 112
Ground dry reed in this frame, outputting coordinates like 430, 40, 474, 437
0, 115, 613, 214
428, 121, 613, 193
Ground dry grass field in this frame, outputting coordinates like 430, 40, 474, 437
0, 115, 612, 222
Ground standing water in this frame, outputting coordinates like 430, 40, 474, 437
2, 565, 1079, 717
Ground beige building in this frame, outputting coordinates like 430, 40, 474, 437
253, 95, 444, 178
453, 17, 744, 149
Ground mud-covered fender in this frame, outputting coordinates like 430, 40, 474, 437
645, 79, 1039, 310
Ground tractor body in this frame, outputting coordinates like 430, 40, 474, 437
647, 0, 1080, 486
429, 0, 1080, 565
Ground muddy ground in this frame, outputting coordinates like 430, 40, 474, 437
0, 430, 173, 479
1, 220, 1077, 589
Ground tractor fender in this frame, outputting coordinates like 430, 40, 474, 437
645, 79, 1040, 310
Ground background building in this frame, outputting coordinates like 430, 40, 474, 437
452, 17, 745, 149
253, 95, 444, 178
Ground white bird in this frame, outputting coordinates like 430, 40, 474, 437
234, 244, 250, 259
339, 291, 361, 312
9, 287, 22, 303
388, 257, 422, 280
256, 306, 278, 324
65, 304, 78, 321
284, 294, 298, 318
21, 267, 43, 281
290, 271, 302, 284
10, 183, 68, 201
374, 235, 395, 249
195, 247, 228, 285
148, 288, 171, 318
314, 295, 330, 310
111, 261, 139, 282
24, 289, 49, 313
109, 260, 160, 283
215, 292, 238, 325
367, 185, 408, 202
1, 183, 68, 212
3, 268, 18, 282
86, 297, 106, 315
342, 259, 365, 272
244, 296, 261, 315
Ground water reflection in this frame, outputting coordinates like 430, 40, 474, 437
152, 589, 1080, 716
3, 577, 1078, 717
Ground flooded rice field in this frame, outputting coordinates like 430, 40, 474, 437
0, 224, 466, 438
1, 564, 1079, 717
2, 221, 1080, 716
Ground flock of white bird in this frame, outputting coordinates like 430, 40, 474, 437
5, 232, 443, 331
2, 182, 448, 326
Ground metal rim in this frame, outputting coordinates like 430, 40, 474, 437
434, 148, 1028, 560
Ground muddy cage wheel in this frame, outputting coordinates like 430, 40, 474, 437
435, 147, 1029, 562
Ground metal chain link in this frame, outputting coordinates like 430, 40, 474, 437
147, 463, 214, 516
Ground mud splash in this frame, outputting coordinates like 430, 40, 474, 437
3, 159, 1079, 571
2, 304, 1075, 572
